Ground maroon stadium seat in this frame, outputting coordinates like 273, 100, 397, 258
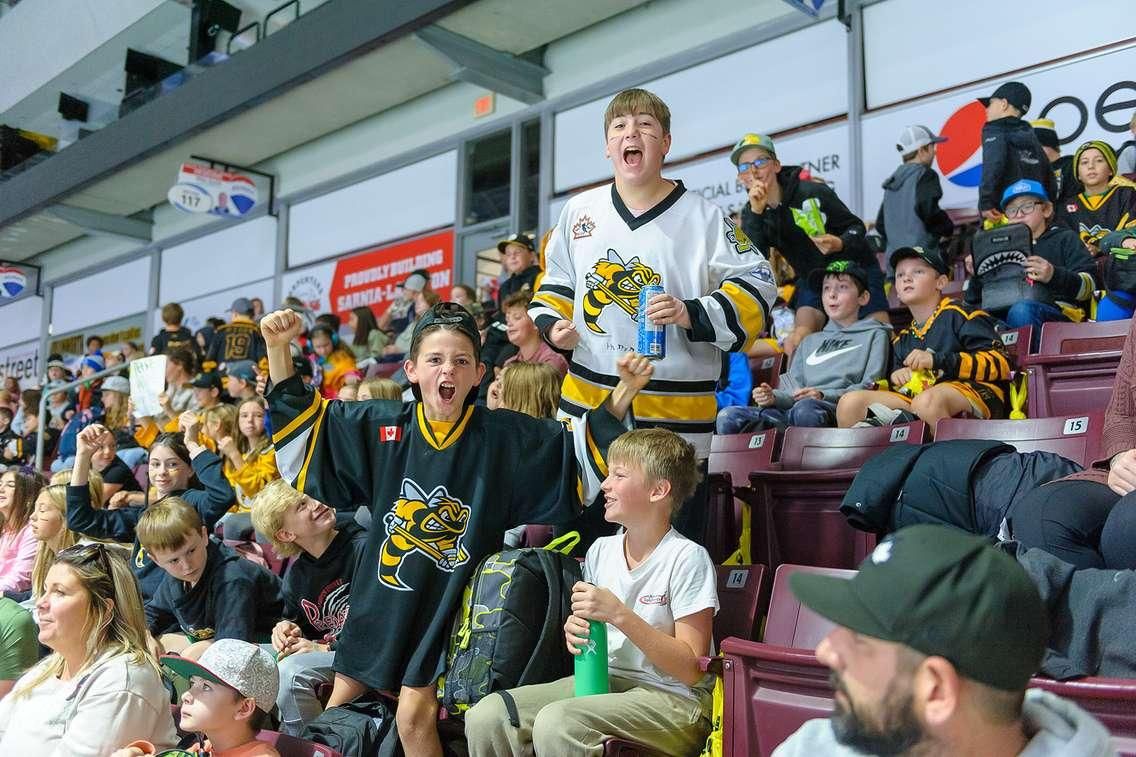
747, 423, 928, 571
714, 564, 770, 644
708, 430, 780, 484
762, 564, 847, 649
934, 411, 1104, 468
1021, 319, 1130, 418
256, 730, 344, 757
602, 564, 770, 757
997, 324, 1033, 367
748, 352, 784, 390
720, 564, 851, 757
706, 430, 779, 564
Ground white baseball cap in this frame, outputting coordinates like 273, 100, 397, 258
162, 638, 280, 714
896, 125, 947, 153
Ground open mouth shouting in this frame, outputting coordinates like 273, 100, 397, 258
439, 381, 457, 403
622, 144, 643, 168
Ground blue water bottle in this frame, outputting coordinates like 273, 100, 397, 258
637, 284, 666, 360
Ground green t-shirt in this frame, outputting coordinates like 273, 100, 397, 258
0, 598, 37, 680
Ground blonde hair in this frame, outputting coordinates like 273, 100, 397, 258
202, 403, 238, 447
31, 480, 103, 599
607, 429, 700, 514
50, 469, 105, 506
603, 88, 671, 135
14, 544, 158, 700
250, 479, 305, 558
135, 497, 203, 553
359, 377, 403, 401
101, 391, 131, 432
499, 362, 561, 419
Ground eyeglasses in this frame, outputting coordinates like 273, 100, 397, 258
737, 158, 773, 174
1005, 201, 1042, 218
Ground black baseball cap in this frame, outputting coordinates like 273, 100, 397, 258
411, 302, 482, 358
978, 81, 1031, 115
889, 245, 949, 275
496, 232, 536, 254
807, 259, 869, 292
190, 372, 222, 390
790, 525, 1047, 691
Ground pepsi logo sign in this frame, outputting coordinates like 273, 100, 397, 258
935, 100, 987, 188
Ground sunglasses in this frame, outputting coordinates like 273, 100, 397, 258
59, 542, 115, 573
737, 158, 773, 174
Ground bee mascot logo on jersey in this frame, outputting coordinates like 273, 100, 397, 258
582, 248, 662, 334
379, 479, 472, 591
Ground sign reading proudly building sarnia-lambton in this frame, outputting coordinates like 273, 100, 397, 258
281, 229, 454, 319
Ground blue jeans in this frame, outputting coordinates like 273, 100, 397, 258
1003, 300, 1067, 350
715, 398, 837, 434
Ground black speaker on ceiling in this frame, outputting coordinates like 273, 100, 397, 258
190, 0, 243, 62
58, 92, 89, 122
0, 125, 43, 171
119, 48, 183, 117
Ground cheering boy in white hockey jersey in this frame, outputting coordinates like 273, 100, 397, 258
529, 88, 777, 538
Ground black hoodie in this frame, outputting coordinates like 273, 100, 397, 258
740, 165, 873, 286
979, 116, 1054, 211
281, 520, 369, 646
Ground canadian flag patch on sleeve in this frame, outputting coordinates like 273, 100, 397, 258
380, 426, 402, 443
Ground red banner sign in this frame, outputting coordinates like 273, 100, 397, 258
326, 229, 454, 319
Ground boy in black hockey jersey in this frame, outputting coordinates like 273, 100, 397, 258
836, 246, 1011, 433
260, 302, 654, 756
251, 479, 369, 736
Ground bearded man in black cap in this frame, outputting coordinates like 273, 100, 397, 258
773, 525, 1113, 757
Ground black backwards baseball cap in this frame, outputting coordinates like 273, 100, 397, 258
977, 81, 1031, 115
411, 302, 483, 359
889, 245, 949, 275
807, 259, 869, 292
789, 525, 1048, 691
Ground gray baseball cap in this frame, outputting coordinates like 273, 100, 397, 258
162, 638, 280, 713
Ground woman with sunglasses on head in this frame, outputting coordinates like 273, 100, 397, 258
0, 544, 176, 753
66, 413, 234, 603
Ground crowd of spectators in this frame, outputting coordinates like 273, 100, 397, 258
0, 81, 1131, 756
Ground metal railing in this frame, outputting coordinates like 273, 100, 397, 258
34, 363, 129, 472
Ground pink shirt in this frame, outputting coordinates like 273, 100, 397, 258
505, 341, 570, 379
0, 522, 36, 595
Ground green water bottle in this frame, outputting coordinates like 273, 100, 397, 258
573, 619, 609, 696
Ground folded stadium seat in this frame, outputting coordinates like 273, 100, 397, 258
714, 564, 770, 644
1021, 319, 1131, 418
748, 352, 784, 390
997, 324, 1034, 367
256, 730, 344, 757
365, 361, 402, 379
934, 411, 1104, 468
720, 564, 850, 757
601, 564, 770, 757
223, 539, 269, 571
747, 423, 928, 571
706, 430, 780, 564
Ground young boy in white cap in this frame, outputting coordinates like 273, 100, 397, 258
875, 125, 954, 278
113, 638, 281, 757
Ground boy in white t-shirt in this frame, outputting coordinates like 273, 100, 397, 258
464, 429, 719, 757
